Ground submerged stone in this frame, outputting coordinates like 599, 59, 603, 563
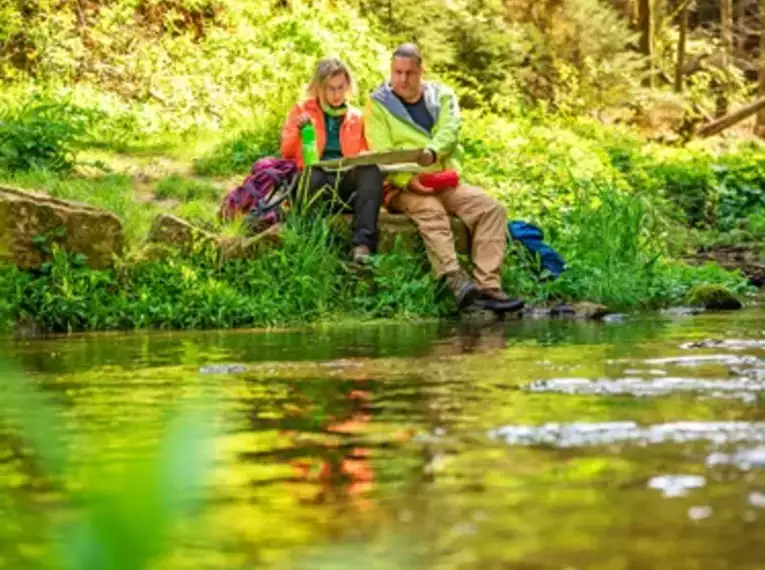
198, 364, 250, 374
661, 306, 706, 317
748, 492, 765, 508
520, 303, 612, 320
602, 313, 627, 323
688, 506, 713, 520
648, 475, 706, 498
681, 339, 765, 351
489, 421, 765, 448
706, 446, 765, 470
526, 376, 765, 398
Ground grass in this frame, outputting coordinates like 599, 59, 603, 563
500, 183, 753, 309
193, 128, 280, 177
0, 168, 157, 248
154, 175, 223, 203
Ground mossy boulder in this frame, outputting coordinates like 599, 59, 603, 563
686, 284, 742, 311
147, 213, 216, 254
0, 185, 124, 269
147, 214, 284, 262
218, 223, 284, 262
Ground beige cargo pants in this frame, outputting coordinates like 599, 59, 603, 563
389, 184, 507, 290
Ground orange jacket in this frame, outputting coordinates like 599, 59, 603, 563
280, 98, 368, 168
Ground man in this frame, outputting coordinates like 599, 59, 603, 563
365, 43, 523, 312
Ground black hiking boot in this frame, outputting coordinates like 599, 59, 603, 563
475, 288, 525, 313
445, 270, 480, 310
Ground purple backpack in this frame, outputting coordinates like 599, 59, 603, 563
219, 157, 299, 229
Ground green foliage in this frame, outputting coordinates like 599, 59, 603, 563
193, 128, 279, 177
500, 182, 751, 309
460, 111, 630, 222
0, 360, 217, 570
171, 198, 222, 232
350, 243, 452, 319
0, 96, 96, 171
1, 1, 388, 145
364, 0, 640, 113
0, 264, 29, 332
155, 175, 222, 202
605, 142, 765, 231
713, 152, 765, 231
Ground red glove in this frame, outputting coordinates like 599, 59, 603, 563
418, 170, 460, 192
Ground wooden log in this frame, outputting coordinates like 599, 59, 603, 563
696, 95, 765, 137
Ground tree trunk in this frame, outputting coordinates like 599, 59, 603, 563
722, 0, 734, 64
717, 0, 734, 116
697, 95, 765, 137
675, 5, 688, 92
639, 0, 654, 86
758, 0, 765, 135
737, 0, 749, 60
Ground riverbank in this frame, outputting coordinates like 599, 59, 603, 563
0, 196, 754, 334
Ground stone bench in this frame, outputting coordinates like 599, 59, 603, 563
147, 211, 470, 261
344, 211, 470, 255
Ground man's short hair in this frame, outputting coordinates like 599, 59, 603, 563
392, 43, 422, 66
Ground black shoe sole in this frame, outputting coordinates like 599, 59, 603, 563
476, 298, 525, 313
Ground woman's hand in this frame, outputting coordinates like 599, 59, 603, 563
297, 113, 313, 129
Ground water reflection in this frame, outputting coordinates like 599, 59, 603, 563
3, 311, 765, 568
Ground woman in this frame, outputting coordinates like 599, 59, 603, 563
281, 57, 382, 265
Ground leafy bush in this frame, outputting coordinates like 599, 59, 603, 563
172, 199, 223, 232
0, 214, 441, 332
461, 112, 628, 223
193, 128, 279, 176
597, 139, 765, 232
349, 244, 451, 319
501, 182, 751, 309
713, 152, 765, 231
2, 1, 388, 143
0, 97, 96, 171
1, 193, 752, 334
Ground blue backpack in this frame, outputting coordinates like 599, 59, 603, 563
507, 220, 566, 280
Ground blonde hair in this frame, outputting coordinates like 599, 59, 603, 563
307, 57, 355, 99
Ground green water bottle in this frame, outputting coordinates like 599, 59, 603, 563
300, 121, 319, 166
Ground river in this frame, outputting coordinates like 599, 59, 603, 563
2, 310, 765, 569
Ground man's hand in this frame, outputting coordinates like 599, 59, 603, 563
407, 175, 435, 194
417, 148, 437, 167
297, 113, 313, 129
